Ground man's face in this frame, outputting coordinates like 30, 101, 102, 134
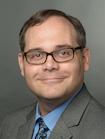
18, 16, 90, 103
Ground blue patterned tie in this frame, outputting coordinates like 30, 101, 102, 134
35, 117, 49, 139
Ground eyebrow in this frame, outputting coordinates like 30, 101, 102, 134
25, 44, 73, 53
54, 44, 72, 49
35, 44, 72, 50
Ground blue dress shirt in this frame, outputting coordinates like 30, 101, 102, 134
32, 85, 82, 139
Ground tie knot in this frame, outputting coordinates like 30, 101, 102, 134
38, 117, 49, 132
35, 117, 49, 139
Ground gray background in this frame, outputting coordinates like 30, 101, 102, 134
0, 0, 105, 124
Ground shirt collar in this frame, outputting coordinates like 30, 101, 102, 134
35, 84, 83, 131
35, 99, 70, 131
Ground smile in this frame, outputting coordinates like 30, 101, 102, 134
38, 77, 66, 84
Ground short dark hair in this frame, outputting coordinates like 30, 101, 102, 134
19, 9, 86, 52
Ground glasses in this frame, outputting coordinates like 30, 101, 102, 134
23, 46, 83, 65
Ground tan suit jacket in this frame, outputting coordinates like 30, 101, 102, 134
0, 84, 105, 139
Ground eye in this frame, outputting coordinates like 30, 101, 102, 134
27, 51, 44, 60
58, 49, 72, 58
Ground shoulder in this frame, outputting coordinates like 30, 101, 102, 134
78, 85, 105, 119
79, 95, 105, 137
61, 84, 105, 128
2, 102, 35, 122
78, 89, 105, 129
79, 84, 105, 114
0, 103, 36, 137
59, 86, 105, 138
85, 94, 105, 118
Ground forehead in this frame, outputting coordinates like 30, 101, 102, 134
25, 16, 77, 36
24, 16, 77, 51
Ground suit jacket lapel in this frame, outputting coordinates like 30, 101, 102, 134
16, 84, 91, 139
16, 104, 36, 139
62, 84, 90, 127
49, 84, 91, 139
49, 118, 73, 139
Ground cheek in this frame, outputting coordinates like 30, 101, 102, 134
61, 60, 84, 81
23, 65, 39, 81
62, 60, 83, 73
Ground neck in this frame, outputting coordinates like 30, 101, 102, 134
38, 98, 67, 116
37, 83, 84, 116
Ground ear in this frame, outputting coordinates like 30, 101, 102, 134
82, 48, 90, 72
18, 53, 25, 76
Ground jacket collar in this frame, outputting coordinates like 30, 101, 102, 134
17, 84, 90, 139
62, 84, 90, 127
16, 103, 36, 139
49, 84, 91, 139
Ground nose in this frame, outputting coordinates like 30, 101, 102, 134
42, 55, 59, 71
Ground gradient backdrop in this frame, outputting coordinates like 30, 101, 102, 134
0, 0, 105, 124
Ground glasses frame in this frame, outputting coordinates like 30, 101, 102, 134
23, 46, 83, 65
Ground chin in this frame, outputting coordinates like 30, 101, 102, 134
35, 89, 68, 102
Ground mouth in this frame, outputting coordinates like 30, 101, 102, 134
38, 77, 67, 84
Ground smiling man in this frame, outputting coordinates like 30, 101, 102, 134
0, 9, 105, 139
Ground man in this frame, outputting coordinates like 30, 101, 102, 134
0, 9, 105, 139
